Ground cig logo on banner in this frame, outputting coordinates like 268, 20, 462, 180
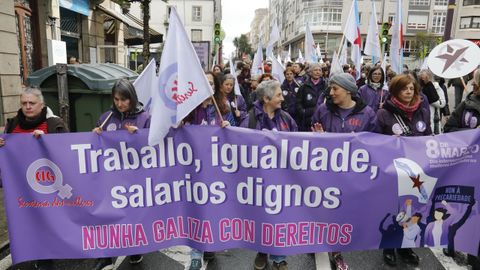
26, 158, 73, 199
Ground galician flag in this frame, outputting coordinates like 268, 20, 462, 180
394, 158, 437, 204
251, 42, 264, 76
304, 23, 318, 63
148, 7, 213, 146
390, 0, 404, 74
229, 58, 242, 96
364, 0, 382, 63
133, 58, 157, 113
344, 0, 362, 79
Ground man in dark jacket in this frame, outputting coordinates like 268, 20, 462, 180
295, 63, 327, 131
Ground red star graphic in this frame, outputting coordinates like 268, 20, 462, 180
410, 175, 424, 190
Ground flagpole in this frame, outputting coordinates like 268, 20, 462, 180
336, 34, 346, 60
210, 96, 225, 122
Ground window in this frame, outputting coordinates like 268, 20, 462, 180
459, 16, 480, 29
464, 0, 480, 5
388, 14, 395, 23
403, 40, 415, 52
409, 0, 430, 5
407, 14, 428, 29
432, 11, 446, 33
191, 29, 202, 41
434, 0, 448, 5
192, 6, 201, 21
303, 7, 342, 27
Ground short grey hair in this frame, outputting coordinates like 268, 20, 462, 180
419, 69, 434, 82
22, 87, 44, 104
308, 63, 322, 74
256, 80, 281, 103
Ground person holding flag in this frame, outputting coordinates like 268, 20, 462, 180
218, 73, 247, 126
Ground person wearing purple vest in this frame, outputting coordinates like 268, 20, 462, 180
93, 78, 150, 134
312, 73, 377, 134
376, 74, 431, 267
92, 78, 150, 268
241, 80, 296, 270
358, 67, 388, 112
281, 67, 299, 119
218, 73, 247, 126
311, 72, 376, 270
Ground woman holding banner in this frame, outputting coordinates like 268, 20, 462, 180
376, 74, 431, 266
0, 87, 68, 269
92, 78, 150, 268
241, 80, 297, 270
311, 72, 376, 270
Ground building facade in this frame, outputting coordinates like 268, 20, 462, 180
130, 0, 221, 68
451, 0, 480, 45
0, 0, 161, 126
261, 0, 478, 67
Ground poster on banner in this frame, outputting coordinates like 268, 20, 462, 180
427, 39, 480, 79
0, 127, 479, 264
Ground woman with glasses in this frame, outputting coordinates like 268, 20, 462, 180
358, 67, 388, 112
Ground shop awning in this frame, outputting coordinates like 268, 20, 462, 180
96, 5, 163, 46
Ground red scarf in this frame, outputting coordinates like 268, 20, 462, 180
391, 96, 420, 121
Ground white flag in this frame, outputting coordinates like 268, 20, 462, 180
266, 21, 280, 59
421, 56, 429, 70
394, 158, 437, 204
344, 0, 362, 79
330, 51, 343, 77
316, 43, 323, 62
364, 1, 382, 60
251, 42, 264, 76
285, 44, 292, 63
297, 49, 305, 64
133, 58, 157, 113
148, 7, 213, 146
390, 0, 404, 74
229, 58, 242, 96
304, 23, 318, 63
339, 39, 348, 66
271, 55, 285, 83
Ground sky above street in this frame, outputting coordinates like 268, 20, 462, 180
222, 0, 268, 60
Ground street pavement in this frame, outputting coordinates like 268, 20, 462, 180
0, 246, 472, 270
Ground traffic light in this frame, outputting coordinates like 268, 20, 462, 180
381, 22, 391, 44
214, 23, 221, 44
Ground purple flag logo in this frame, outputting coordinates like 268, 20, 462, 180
26, 158, 73, 199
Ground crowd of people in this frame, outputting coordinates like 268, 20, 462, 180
0, 57, 479, 270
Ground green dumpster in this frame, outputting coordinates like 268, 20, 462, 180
27, 64, 138, 132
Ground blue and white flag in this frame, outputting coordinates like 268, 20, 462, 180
148, 7, 213, 146
229, 58, 242, 96
394, 158, 437, 204
297, 49, 305, 64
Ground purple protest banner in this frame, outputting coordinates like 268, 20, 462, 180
0, 126, 479, 264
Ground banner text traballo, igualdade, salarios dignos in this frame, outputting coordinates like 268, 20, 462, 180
70, 136, 378, 215
70, 136, 379, 177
